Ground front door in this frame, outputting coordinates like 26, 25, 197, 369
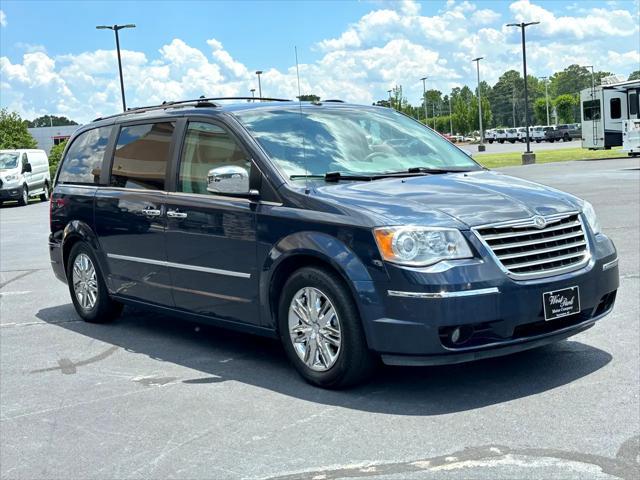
165, 121, 259, 325
95, 121, 176, 307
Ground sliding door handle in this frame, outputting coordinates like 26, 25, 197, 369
141, 208, 162, 217
166, 210, 188, 219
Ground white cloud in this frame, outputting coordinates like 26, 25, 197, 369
509, 0, 639, 40
0, 10, 6, 27
1, 0, 639, 123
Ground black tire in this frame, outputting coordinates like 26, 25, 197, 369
278, 266, 377, 389
66, 242, 122, 323
18, 184, 28, 206
40, 182, 50, 202
499, 139, 504, 144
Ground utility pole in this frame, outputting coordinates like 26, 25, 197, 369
472, 57, 485, 150
420, 77, 428, 125
540, 76, 550, 125
96, 24, 136, 112
507, 21, 540, 164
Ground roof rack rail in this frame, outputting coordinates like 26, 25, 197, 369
92, 96, 292, 122
323, 99, 344, 103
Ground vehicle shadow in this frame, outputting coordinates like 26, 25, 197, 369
36, 303, 612, 416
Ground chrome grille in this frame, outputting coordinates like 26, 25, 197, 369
474, 213, 589, 279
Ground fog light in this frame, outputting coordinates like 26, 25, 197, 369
451, 327, 461, 344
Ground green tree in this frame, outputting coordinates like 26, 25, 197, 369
48, 139, 68, 178
0, 109, 38, 149
554, 94, 578, 123
488, 70, 524, 127
26, 115, 78, 128
629, 70, 640, 81
533, 98, 549, 125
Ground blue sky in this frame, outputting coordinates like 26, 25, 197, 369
1, 0, 638, 122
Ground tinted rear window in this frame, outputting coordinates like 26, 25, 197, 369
57, 127, 111, 184
110, 122, 175, 190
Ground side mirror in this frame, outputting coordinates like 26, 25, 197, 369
22, 162, 32, 174
207, 165, 250, 195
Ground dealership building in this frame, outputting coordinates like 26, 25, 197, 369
28, 125, 81, 153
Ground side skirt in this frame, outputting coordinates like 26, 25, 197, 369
111, 294, 278, 339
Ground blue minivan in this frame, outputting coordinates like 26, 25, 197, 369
49, 98, 619, 388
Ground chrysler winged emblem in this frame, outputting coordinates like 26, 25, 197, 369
533, 216, 547, 229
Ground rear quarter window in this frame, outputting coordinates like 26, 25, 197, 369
57, 127, 112, 185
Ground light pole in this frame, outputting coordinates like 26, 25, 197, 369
540, 76, 550, 125
250, 88, 256, 102
255, 71, 263, 98
472, 57, 485, 150
420, 76, 428, 125
507, 21, 539, 164
96, 24, 136, 112
387, 89, 393, 109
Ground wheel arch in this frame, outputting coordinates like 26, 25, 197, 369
61, 221, 104, 274
260, 231, 385, 336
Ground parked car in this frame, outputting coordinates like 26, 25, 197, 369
485, 129, 495, 143
49, 99, 619, 388
544, 126, 564, 143
516, 127, 531, 142
505, 128, 519, 143
556, 123, 581, 142
531, 126, 546, 143
493, 128, 507, 143
0, 149, 50, 206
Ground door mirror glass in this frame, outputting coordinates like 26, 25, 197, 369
207, 165, 249, 194
22, 162, 32, 173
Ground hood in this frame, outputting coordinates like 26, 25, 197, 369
311, 170, 581, 228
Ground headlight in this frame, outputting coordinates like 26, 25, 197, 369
582, 200, 600, 235
3, 174, 18, 182
373, 226, 473, 266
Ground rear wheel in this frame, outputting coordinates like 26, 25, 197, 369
67, 242, 122, 323
18, 185, 28, 206
278, 266, 376, 389
40, 182, 50, 201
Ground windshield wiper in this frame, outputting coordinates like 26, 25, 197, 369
403, 167, 474, 174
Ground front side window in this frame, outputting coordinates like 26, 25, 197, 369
583, 100, 601, 121
234, 107, 479, 178
58, 127, 112, 184
178, 122, 251, 195
610, 98, 622, 119
110, 122, 174, 190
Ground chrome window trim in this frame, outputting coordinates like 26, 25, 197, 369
106, 253, 251, 279
471, 211, 592, 281
602, 258, 618, 271
387, 287, 499, 298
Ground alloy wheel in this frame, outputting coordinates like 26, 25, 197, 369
288, 287, 342, 372
72, 253, 98, 310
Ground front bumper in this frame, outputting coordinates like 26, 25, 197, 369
363, 232, 619, 364
0, 186, 22, 200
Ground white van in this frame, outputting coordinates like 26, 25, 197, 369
0, 149, 51, 206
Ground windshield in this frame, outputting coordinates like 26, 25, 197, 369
234, 106, 480, 177
0, 153, 19, 170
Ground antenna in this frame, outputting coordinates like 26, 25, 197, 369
295, 46, 310, 194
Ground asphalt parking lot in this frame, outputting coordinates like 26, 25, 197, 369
1, 158, 638, 479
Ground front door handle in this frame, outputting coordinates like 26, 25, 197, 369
167, 210, 188, 219
142, 207, 162, 217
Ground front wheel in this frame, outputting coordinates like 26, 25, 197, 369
40, 182, 50, 201
278, 267, 376, 389
18, 185, 28, 206
67, 242, 122, 323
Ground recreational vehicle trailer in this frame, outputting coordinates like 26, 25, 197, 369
580, 77, 640, 150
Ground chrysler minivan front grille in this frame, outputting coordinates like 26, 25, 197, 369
474, 213, 589, 279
